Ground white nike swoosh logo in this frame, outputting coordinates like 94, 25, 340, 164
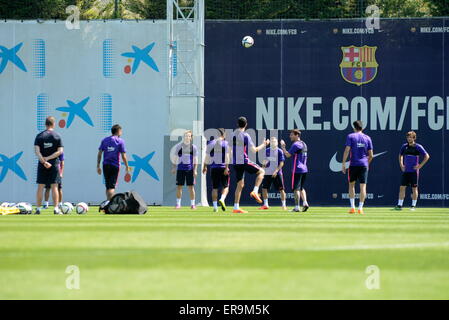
329, 151, 388, 173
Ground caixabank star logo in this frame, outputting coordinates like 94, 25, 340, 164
121, 43, 160, 75
36, 94, 112, 134
340, 45, 378, 86
102, 39, 160, 78
56, 97, 94, 129
0, 43, 27, 74
123, 152, 160, 184
0, 152, 27, 183
0, 40, 46, 78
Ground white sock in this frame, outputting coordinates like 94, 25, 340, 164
303, 201, 309, 207
281, 200, 286, 207
412, 200, 417, 207
263, 199, 269, 206
398, 199, 404, 206
253, 186, 259, 193
213, 201, 218, 209
176, 198, 181, 206
44, 201, 49, 206
219, 195, 226, 202
295, 205, 300, 210
359, 202, 364, 210
191, 200, 195, 206
350, 198, 355, 209
234, 203, 239, 210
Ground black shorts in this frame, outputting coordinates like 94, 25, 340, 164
103, 164, 120, 190
177, 170, 195, 186
37, 162, 60, 186
348, 166, 368, 184
292, 173, 307, 191
262, 174, 285, 191
211, 167, 230, 189
234, 162, 262, 182
401, 172, 418, 188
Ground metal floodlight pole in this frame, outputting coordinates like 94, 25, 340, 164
167, 0, 204, 98
167, 0, 174, 97
167, 0, 207, 206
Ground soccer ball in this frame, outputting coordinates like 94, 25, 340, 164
60, 202, 74, 215
16, 202, 32, 214
242, 36, 254, 48
76, 202, 89, 215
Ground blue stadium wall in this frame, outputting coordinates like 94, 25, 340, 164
204, 18, 449, 207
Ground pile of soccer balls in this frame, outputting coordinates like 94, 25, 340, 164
1, 202, 33, 214
60, 202, 89, 215
0, 202, 89, 215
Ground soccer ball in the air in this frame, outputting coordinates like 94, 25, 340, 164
76, 202, 89, 214
242, 36, 254, 48
60, 202, 74, 214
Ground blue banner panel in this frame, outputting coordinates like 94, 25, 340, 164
205, 19, 449, 207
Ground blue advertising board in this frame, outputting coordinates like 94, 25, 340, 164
204, 18, 449, 207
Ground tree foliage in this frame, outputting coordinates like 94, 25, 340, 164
125, 0, 166, 19
0, 0, 447, 20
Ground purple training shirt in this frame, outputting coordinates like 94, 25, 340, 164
345, 132, 373, 167
264, 147, 285, 175
99, 136, 126, 168
288, 141, 308, 174
229, 130, 255, 165
400, 143, 428, 173
206, 139, 229, 169
175, 142, 198, 171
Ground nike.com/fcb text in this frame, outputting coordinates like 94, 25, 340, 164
256, 96, 449, 131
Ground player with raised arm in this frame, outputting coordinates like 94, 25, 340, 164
341, 120, 373, 215
172, 130, 198, 210
34, 116, 64, 215
97, 124, 130, 201
203, 128, 230, 212
395, 131, 430, 211
229, 117, 268, 214
260, 136, 287, 210
280, 130, 309, 212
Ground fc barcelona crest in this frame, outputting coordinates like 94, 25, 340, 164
340, 45, 378, 86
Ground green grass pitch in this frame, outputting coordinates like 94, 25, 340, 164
0, 206, 448, 300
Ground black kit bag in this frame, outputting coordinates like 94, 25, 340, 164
102, 191, 147, 215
